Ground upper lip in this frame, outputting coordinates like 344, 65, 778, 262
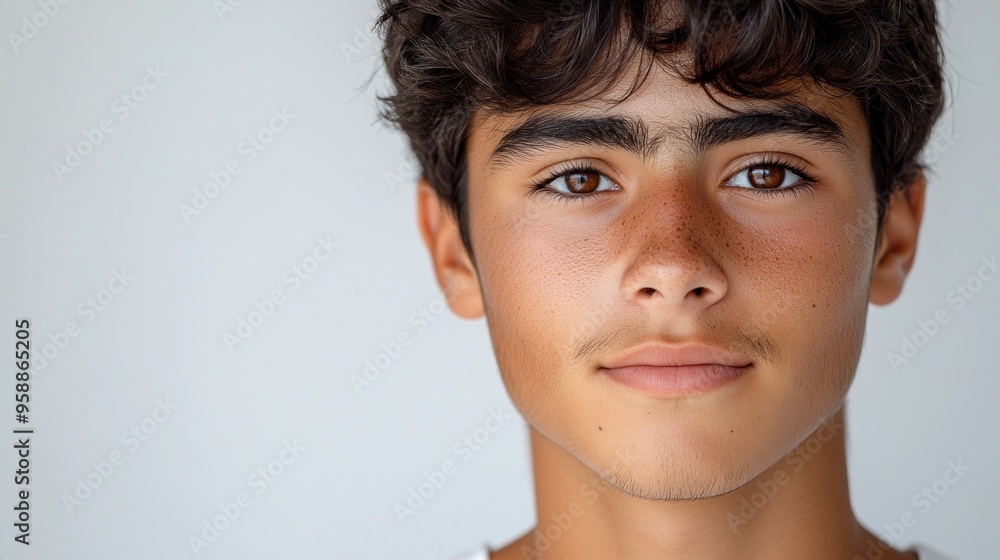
600, 341, 752, 369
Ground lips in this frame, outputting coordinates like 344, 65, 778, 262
598, 342, 752, 397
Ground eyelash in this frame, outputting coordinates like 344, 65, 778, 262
529, 156, 818, 203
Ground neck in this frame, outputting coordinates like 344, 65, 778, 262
513, 408, 901, 560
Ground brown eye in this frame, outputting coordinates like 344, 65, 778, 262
725, 161, 811, 194
565, 171, 601, 194
539, 168, 619, 199
747, 164, 786, 189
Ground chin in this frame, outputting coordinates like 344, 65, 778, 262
583, 435, 780, 502
603, 471, 757, 502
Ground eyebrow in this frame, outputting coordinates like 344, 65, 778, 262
488, 103, 850, 169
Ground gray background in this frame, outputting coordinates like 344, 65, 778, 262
0, 0, 995, 559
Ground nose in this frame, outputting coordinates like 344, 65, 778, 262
619, 195, 728, 312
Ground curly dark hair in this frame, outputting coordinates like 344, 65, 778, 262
374, 0, 946, 262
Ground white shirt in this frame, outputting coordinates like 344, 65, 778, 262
448, 543, 955, 560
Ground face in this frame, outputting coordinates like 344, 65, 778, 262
420, 58, 917, 500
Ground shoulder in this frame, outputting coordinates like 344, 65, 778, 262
446, 546, 489, 560
910, 543, 958, 560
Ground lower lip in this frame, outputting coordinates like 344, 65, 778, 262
599, 364, 751, 397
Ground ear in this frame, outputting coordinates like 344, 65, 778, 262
416, 177, 485, 319
869, 170, 927, 306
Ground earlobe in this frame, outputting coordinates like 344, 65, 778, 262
416, 178, 485, 319
869, 171, 927, 306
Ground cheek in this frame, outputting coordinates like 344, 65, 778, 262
732, 185, 875, 320
477, 191, 619, 322
731, 197, 875, 411
474, 210, 617, 414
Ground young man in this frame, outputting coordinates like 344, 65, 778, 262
376, 1, 952, 558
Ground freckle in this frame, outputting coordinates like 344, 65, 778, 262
598, 426, 602, 431
812, 304, 816, 308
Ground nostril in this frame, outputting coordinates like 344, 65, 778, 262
640, 287, 656, 297
692, 287, 706, 297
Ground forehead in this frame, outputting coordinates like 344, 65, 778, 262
467, 62, 871, 169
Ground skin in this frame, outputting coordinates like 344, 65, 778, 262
417, 56, 926, 560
